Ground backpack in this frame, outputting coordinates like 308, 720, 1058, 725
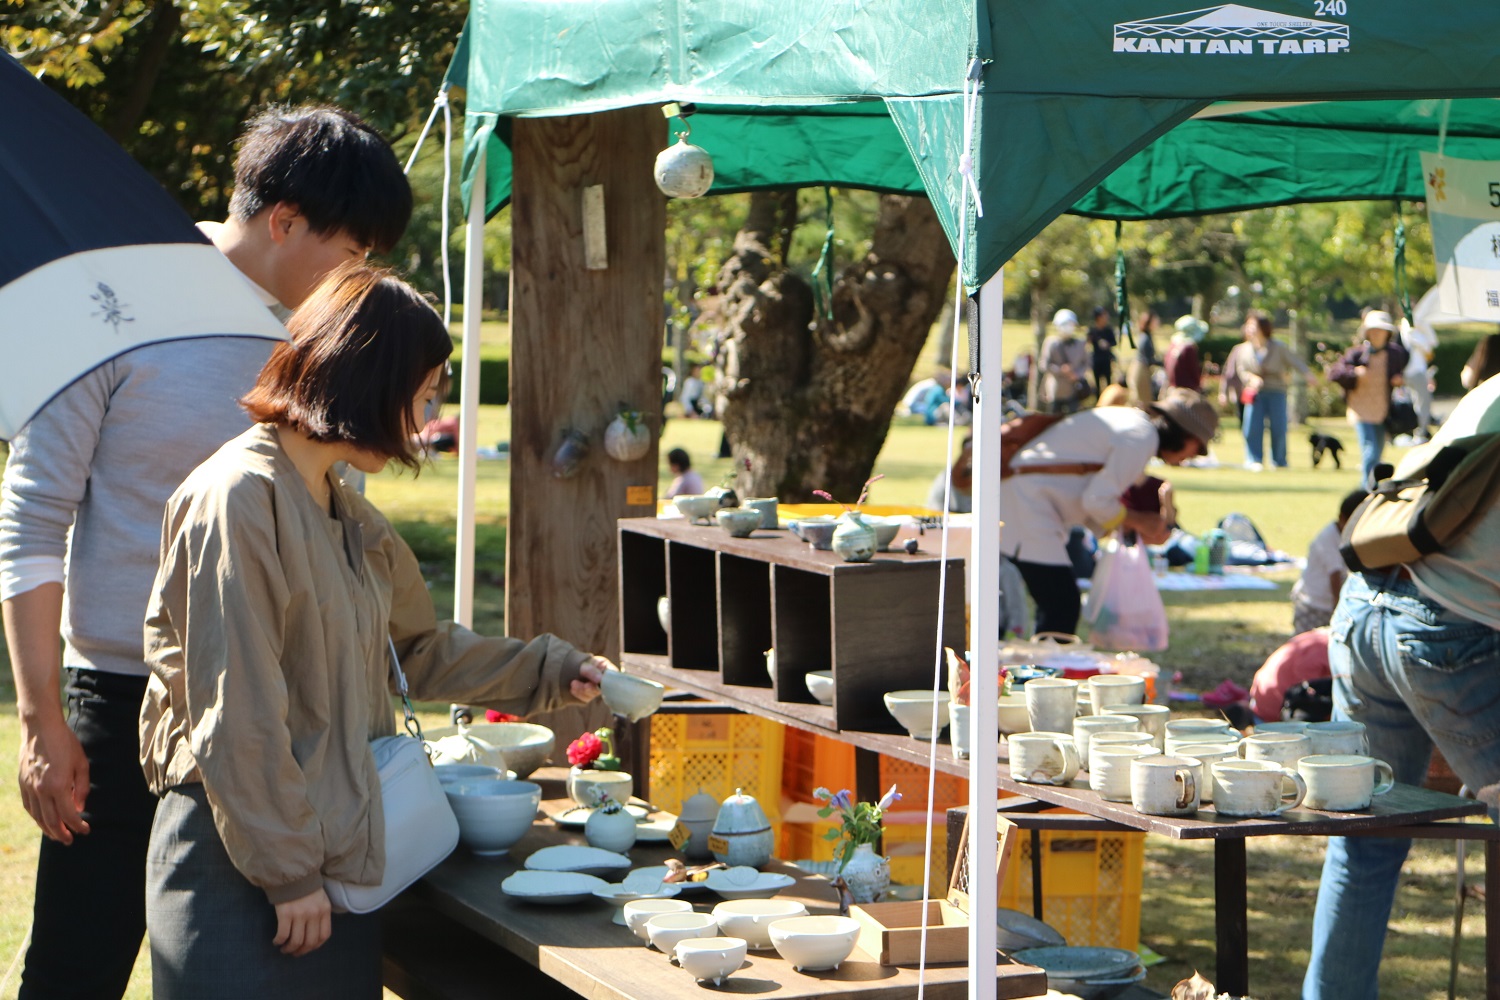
1000, 412, 1104, 478
1340, 432, 1500, 572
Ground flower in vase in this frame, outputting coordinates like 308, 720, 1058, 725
813, 783, 900, 870
567, 727, 622, 770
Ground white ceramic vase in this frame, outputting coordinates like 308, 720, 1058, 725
585, 805, 639, 853
840, 843, 891, 904
831, 513, 877, 563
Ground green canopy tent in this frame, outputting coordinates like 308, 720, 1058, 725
443, 8, 1500, 993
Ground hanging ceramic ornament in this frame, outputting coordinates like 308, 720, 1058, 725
654, 131, 714, 199
603, 408, 651, 461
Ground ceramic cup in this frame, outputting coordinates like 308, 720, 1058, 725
1237, 732, 1311, 768
1009, 731, 1081, 785
1172, 744, 1239, 803
1089, 744, 1159, 802
1130, 754, 1200, 817
1165, 718, 1233, 743
1298, 754, 1396, 811
1104, 704, 1171, 750
1089, 675, 1146, 715
1212, 759, 1307, 818
1090, 731, 1156, 754
1073, 714, 1141, 765
743, 497, 779, 530
1026, 678, 1079, 735
1165, 731, 1240, 757
1305, 721, 1369, 757
1255, 721, 1309, 735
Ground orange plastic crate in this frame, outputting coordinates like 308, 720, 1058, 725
648, 713, 784, 828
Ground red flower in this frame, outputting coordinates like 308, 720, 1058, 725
567, 731, 604, 767
485, 710, 521, 723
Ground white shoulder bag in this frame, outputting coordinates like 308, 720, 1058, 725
323, 639, 459, 914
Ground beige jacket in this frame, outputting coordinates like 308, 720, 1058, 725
141, 425, 589, 904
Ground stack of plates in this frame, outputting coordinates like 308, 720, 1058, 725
1011, 946, 1146, 1000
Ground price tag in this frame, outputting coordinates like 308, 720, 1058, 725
626, 485, 654, 506
668, 821, 692, 851
706, 833, 731, 855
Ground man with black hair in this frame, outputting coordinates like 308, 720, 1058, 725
1, 104, 410, 999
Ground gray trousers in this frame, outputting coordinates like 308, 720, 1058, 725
146, 785, 381, 1000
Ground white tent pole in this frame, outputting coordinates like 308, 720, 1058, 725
455, 145, 486, 628
967, 268, 1003, 1000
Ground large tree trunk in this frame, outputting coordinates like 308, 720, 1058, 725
715, 192, 956, 503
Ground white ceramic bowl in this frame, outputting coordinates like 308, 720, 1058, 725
434, 763, 515, 786
673, 495, 720, 523
646, 911, 720, 959
444, 779, 541, 856
868, 517, 902, 551
883, 690, 951, 739
422, 722, 555, 779
768, 915, 862, 972
997, 694, 1031, 735
676, 937, 749, 985
805, 670, 835, 705
713, 899, 808, 949
601, 671, 666, 723
623, 898, 694, 940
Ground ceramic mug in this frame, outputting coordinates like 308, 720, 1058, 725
1298, 754, 1396, 811
1026, 678, 1079, 736
1073, 714, 1142, 764
1090, 731, 1156, 754
1164, 718, 1233, 743
1089, 744, 1158, 802
1237, 732, 1310, 768
1130, 754, 1199, 817
1172, 744, 1239, 804
1212, 759, 1306, 818
1304, 721, 1369, 757
1104, 704, 1171, 750
1165, 731, 1240, 757
1255, 721, 1309, 736
1089, 675, 1146, 715
743, 497, 779, 530
1009, 731, 1081, 785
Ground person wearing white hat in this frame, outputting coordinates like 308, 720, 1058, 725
1039, 308, 1090, 414
1327, 310, 1409, 484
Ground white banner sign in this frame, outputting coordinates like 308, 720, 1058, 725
1421, 152, 1500, 322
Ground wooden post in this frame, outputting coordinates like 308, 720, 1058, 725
509, 107, 666, 733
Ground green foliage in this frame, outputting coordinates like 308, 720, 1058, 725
813, 785, 900, 869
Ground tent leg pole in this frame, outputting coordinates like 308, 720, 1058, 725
455, 146, 486, 629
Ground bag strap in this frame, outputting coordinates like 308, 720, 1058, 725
1011, 462, 1106, 477
388, 637, 423, 741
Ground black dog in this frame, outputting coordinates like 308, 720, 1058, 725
1310, 431, 1344, 469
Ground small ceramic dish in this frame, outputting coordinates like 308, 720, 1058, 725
675, 937, 749, 985
767, 914, 862, 972
713, 898, 809, 949
501, 870, 609, 905
883, 689, 951, 739
627, 865, 712, 895
704, 866, 796, 900
550, 803, 650, 828
805, 670, 835, 706
645, 911, 720, 959
1009, 946, 1141, 981
523, 845, 632, 878
591, 881, 682, 924
673, 495, 720, 524
995, 908, 1067, 951
623, 897, 694, 940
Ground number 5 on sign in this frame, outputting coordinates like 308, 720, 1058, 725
1421, 152, 1500, 321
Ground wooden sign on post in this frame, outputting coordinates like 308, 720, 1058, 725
582, 184, 607, 270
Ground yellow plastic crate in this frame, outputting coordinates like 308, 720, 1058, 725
1000, 822, 1145, 951
648, 714, 784, 828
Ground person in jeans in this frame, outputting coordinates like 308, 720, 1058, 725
1, 105, 410, 999
1328, 310, 1408, 485
1237, 310, 1309, 471
1303, 373, 1500, 1000
999, 388, 1218, 635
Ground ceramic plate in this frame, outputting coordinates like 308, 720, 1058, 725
523, 845, 632, 877
627, 865, 713, 895
592, 880, 682, 904
996, 908, 1067, 951
501, 870, 609, 904
1009, 946, 1140, 981
704, 866, 796, 900
787, 859, 841, 879
550, 804, 650, 828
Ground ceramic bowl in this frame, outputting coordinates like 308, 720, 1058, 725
716, 507, 762, 538
422, 722, 555, 779
867, 517, 902, 551
713, 899, 808, 949
996, 694, 1031, 734
601, 671, 665, 723
501, 870, 609, 904
805, 670, 835, 706
768, 915, 862, 972
646, 911, 720, 959
434, 763, 515, 786
884, 689, 951, 739
995, 908, 1067, 951
675, 936, 749, 986
673, 494, 720, 524
791, 517, 838, 550
623, 897, 694, 941
704, 866, 796, 901
592, 881, 682, 924
524, 845, 633, 878
444, 779, 541, 857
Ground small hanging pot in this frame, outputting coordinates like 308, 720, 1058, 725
603, 408, 651, 462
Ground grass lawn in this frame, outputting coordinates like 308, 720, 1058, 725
0, 402, 1481, 999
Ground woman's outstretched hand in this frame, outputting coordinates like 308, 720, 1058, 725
572, 655, 613, 702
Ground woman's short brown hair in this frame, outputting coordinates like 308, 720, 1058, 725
242, 263, 451, 470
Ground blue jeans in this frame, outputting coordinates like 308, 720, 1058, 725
1303, 573, 1500, 1000
1242, 389, 1288, 466
1354, 421, 1385, 484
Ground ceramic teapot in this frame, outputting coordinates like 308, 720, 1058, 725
709, 788, 774, 868
671, 787, 719, 860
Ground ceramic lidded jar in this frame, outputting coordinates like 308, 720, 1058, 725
831, 512, 877, 562
709, 788, 774, 868
586, 802, 639, 853
673, 788, 719, 861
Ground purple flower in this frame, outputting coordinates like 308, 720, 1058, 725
812, 786, 832, 802
877, 784, 902, 811
829, 789, 853, 812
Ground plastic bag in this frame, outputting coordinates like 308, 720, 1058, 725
1083, 535, 1169, 652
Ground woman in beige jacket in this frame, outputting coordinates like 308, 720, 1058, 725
140, 264, 609, 997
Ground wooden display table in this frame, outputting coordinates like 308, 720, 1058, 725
401, 771, 1046, 1000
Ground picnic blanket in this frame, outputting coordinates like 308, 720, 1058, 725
1079, 569, 1281, 592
